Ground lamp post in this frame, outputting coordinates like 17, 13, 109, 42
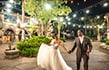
97, 25, 103, 41
81, 17, 87, 34
58, 17, 64, 38
1, 9, 4, 27
54, 17, 64, 38
22, 0, 25, 25
43, 3, 52, 36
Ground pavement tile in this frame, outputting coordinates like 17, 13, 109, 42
0, 40, 109, 70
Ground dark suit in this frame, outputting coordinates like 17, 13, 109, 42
71, 36, 92, 70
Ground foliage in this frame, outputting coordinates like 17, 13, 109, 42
89, 36, 97, 41
60, 37, 66, 42
105, 38, 109, 45
24, 0, 71, 36
86, 16, 105, 27
24, 0, 71, 24
17, 36, 51, 57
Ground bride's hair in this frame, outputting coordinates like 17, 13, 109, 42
52, 33, 58, 39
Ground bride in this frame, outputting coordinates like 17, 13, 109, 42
37, 34, 72, 70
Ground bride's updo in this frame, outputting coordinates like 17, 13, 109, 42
52, 33, 58, 39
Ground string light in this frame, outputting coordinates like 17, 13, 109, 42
73, 14, 77, 18
73, 24, 76, 27
78, 25, 81, 28
97, 16, 100, 19
68, 22, 71, 25
73, 0, 108, 16
83, 26, 85, 28
103, 2, 108, 7
63, 22, 66, 25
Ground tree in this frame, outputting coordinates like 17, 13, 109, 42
87, 16, 105, 41
24, 0, 71, 36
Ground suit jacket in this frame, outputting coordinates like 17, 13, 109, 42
71, 36, 93, 56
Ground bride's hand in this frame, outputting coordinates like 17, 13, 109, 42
45, 43, 52, 46
66, 49, 69, 53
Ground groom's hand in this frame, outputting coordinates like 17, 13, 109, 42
86, 50, 90, 56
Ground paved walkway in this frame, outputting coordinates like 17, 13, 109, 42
0, 40, 109, 70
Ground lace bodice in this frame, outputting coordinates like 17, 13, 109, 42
53, 44, 59, 49
50, 39, 59, 49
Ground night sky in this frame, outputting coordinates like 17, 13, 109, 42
0, 0, 109, 16
67, 0, 109, 16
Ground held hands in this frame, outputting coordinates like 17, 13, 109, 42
64, 47, 72, 54
61, 45, 72, 54
67, 50, 72, 54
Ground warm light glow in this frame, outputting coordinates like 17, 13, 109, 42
84, 0, 86, 2
66, 16, 69, 19
67, 18, 71, 21
71, 0, 74, 3
6, 9, 12, 12
6, 3, 12, 8
94, 26, 97, 28
6, 19, 10, 22
66, 16, 70, 21
54, 17, 58, 20
78, 25, 81, 28
97, 16, 100, 19
103, 2, 108, 7
90, 26, 92, 28
63, 22, 66, 24
77, 3, 80, 5
97, 25, 103, 28
87, 26, 89, 28
45, 3, 51, 10
81, 17, 84, 20
86, 10, 90, 14
73, 14, 77, 18
73, 24, 75, 27
83, 26, 85, 28
17, 18, 20, 23
68, 22, 71, 25
60, 17, 64, 22
9, 0, 14, 3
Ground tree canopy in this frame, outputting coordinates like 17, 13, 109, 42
24, 0, 72, 24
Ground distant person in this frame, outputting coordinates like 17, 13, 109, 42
7, 32, 11, 50
0, 29, 3, 44
18, 28, 29, 41
32, 30, 38, 36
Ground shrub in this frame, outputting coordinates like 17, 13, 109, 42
17, 36, 51, 57
105, 38, 109, 45
60, 37, 66, 42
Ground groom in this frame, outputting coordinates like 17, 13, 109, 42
68, 29, 93, 70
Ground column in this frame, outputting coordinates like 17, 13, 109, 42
104, 13, 109, 39
22, 0, 25, 24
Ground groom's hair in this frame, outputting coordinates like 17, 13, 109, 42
78, 29, 84, 35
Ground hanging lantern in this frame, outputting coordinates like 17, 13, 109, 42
71, 0, 74, 3
84, 0, 86, 2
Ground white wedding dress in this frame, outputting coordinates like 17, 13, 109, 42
37, 39, 72, 70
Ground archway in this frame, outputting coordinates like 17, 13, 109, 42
3, 28, 16, 43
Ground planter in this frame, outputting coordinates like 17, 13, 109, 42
4, 49, 19, 59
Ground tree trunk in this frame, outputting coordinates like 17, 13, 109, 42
22, 0, 25, 24
97, 28, 101, 41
